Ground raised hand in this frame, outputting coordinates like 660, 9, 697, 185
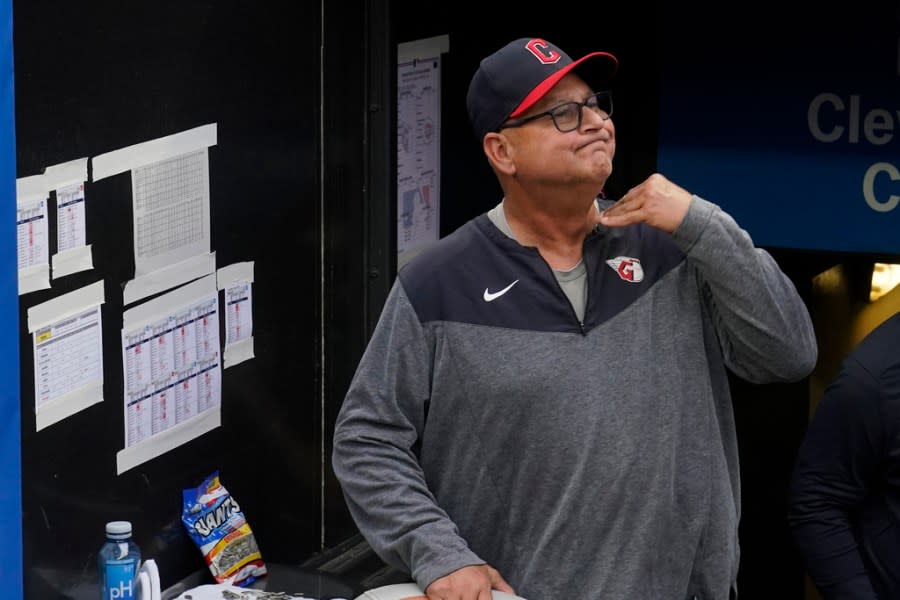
598, 173, 692, 233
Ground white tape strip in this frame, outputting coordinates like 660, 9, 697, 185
92, 123, 217, 182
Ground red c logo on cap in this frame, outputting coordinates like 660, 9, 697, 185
525, 39, 561, 64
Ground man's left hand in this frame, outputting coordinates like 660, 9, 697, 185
597, 173, 692, 233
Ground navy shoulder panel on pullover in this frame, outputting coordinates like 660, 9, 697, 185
398, 213, 686, 333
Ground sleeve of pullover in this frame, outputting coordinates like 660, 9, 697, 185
670, 195, 817, 383
331, 279, 485, 590
787, 358, 882, 599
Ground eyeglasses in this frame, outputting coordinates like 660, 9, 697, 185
498, 91, 613, 133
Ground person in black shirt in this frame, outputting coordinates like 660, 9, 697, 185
789, 310, 900, 599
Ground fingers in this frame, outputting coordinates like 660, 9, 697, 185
422, 564, 514, 600
598, 172, 692, 233
599, 194, 645, 228
488, 566, 516, 594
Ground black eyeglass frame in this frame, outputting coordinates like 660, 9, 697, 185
497, 90, 613, 134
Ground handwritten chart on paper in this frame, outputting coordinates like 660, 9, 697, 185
132, 148, 209, 277
92, 124, 217, 305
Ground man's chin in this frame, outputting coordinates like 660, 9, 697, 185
586, 165, 612, 188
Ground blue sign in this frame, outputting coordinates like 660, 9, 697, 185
0, 0, 22, 596
657, 3, 900, 254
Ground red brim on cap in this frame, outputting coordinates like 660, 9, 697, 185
508, 51, 618, 119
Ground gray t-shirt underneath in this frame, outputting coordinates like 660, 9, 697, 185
487, 201, 587, 321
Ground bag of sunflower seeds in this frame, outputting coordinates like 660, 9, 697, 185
182, 471, 267, 586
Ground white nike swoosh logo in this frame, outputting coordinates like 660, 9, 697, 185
483, 279, 519, 302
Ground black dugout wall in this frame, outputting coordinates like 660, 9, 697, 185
14, 1, 392, 597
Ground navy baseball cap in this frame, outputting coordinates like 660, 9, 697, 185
466, 37, 618, 141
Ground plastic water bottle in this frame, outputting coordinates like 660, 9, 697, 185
98, 521, 141, 600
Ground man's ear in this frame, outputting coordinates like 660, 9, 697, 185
483, 132, 516, 176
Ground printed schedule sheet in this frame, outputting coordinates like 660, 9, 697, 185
16, 173, 51, 294
27, 280, 106, 430
117, 274, 221, 474
217, 260, 255, 369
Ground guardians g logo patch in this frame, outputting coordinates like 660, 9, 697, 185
606, 256, 644, 282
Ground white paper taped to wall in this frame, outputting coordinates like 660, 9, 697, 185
216, 260, 254, 289
32, 158, 94, 280
52, 245, 94, 279
396, 37, 446, 267
16, 173, 48, 204
27, 280, 105, 430
93, 124, 218, 305
117, 274, 221, 474
217, 261, 255, 369
123, 251, 216, 307
17, 175, 51, 294
91, 123, 217, 181
43, 157, 88, 190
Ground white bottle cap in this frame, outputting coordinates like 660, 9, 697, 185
105, 520, 132, 539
